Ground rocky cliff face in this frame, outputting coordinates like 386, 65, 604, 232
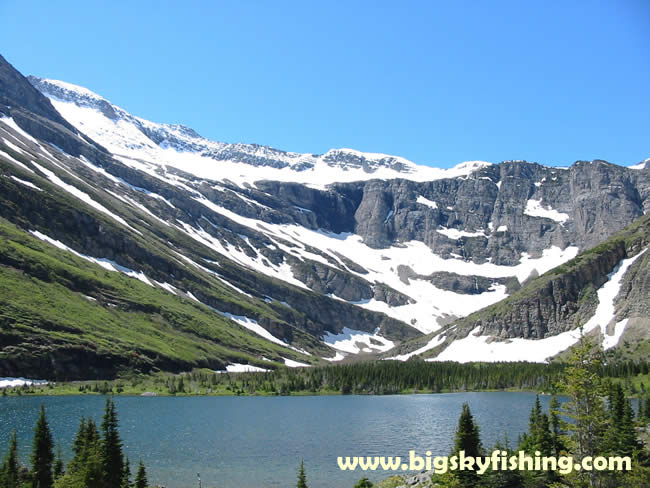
259, 160, 649, 267
387, 214, 650, 362
0, 53, 648, 372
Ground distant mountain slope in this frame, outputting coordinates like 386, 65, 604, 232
0, 52, 648, 373
28, 76, 491, 188
388, 213, 650, 362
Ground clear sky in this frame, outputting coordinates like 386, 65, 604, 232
1, 0, 648, 168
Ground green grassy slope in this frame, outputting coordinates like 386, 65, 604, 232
0, 216, 320, 379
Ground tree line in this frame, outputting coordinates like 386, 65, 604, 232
1, 399, 149, 488
295, 337, 650, 488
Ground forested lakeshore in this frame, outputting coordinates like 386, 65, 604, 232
303, 337, 650, 488
3, 358, 649, 398
2, 338, 650, 488
0, 398, 151, 488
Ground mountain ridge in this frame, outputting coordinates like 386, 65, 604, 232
0, 53, 648, 377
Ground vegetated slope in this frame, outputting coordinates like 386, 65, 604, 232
26, 70, 650, 336
1, 51, 649, 372
0, 56, 421, 379
388, 213, 650, 362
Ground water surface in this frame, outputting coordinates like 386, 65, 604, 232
0, 392, 553, 488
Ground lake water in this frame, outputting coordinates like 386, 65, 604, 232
0, 392, 553, 488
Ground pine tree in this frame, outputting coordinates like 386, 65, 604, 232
101, 398, 124, 488
353, 477, 373, 488
1, 430, 20, 488
549, 394, 565, 455
452, 403, 481, 487
121, 457, 131, 488
134, 460, 147, 488
71, 418, 87, 460
53, 446, 64, 480
482, 437, 523, 488
520, 395, 551, 454
453, 403, 482, 457
31, 405, 55, 488
560, 335, 609, 487
619, 398, 640, 458
296, 459, 308, 488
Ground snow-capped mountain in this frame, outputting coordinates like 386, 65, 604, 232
28, 76, 491, 188
0, 53, 648, 379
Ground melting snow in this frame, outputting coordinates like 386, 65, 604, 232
524, 199, 569, 224
0, 378, 48, 388
416, 196, 438, 209
220, 312, 289, 348
42, 85, 492, 189
390, 333, 447, 361
323, 351, 346, 362
9, 175, 42, 191
31, 161, 139, 233
603, 319, 629, 350
436, 227, 487, 240
29, 230, 154, 286
223, 364, 269, 373
282, 357, 311, 368
431, 249, 647, 362
323, 327, 395, 354
0, 150, 34, 174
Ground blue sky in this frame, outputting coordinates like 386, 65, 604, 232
1, 0, 648, 167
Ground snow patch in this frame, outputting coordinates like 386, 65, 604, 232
323, 327, 394, 354
390, 333, 447, 361
524, 199, 569, 224
416, 196, 438, 209
29, 230, 154, 285
9, 175, 42, 191
282, 358, 311, 368
223, 364, 269, 373
31, 161, 139, 233
436, 227, 486, 239
0, 378, 48, 388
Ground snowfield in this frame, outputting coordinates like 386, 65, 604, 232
40, 78, 492, 189
5, 78, 631, 363
429, 249, 647, 362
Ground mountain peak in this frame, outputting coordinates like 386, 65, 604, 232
27, 76, 493, 187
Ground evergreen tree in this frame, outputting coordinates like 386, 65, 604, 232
482, 437, 523, 488
451, 403, 481, 487
520, 395, 554, 455
559, 335, 609, 487
562, 337, 608, 458
619, 398, 640, 458
296, 459, 308, 488
353, 477, 373, 488
1, 430, 20, 488
53, 446, 64, 480
71, 418, 87, 460
121, 457, 131, 488
453, 403, 482, 457
133, 460, 147, 488
31, 405, 54, 488
549, 394, 565, 455
101, 398, 124, 488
